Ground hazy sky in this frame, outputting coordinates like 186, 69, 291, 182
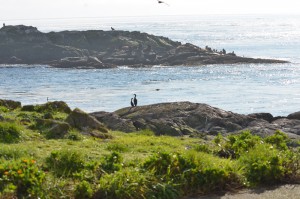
1, 0, 299, 21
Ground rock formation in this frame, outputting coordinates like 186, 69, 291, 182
91, 102, 300, 139
0, 25, 288, 68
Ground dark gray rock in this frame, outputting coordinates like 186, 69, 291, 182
47, 122, 71, 139
287, 111, 300, 120
248, 113, 274, 122
0, 25, 288, 68
35, 118, 71, 139
21, 105, 35, 112
66, 108, 108, 133
91, 111, 136, 132
91, 102, 300, 139
0, 99, 21, 110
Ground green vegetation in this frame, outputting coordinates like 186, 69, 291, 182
0, 105, 300, 198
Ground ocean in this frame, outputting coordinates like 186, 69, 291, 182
1, 15, 300, 116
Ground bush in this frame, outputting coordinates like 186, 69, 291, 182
101, 151, 123, 173
96, 167, 180, 199
0, 122, 22, 143
74, 180, 93, 199
239, 144, 285, 185
45, 149, 85, 177
66, 131, 83, 141
181, 152, 244, 194
142, 152, 195, 183
265, 130, 288, 150
0, 159, 45, 198
221, 131, 261, 158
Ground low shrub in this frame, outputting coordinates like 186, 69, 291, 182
101, 151, 123, 173
181, 152, 244, 194
96, 167, 180, 199
0, 121, 22, 143
66, 130, 83, 141
0, 159, 45, 198
265, 130, 288, 150
74, 180, 93, 199
142, 152, 195, 181
239, 144, 286, 185
217, 131, 261, 158
45, 149, 85, 177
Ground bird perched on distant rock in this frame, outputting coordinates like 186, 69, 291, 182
130, 98, 134, 107
133, 94, 138, 106
157, 0, 169, 6
111, 27, 115, 31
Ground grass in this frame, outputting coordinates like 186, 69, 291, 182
0, 104, 300, 198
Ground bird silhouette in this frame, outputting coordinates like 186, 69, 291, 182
157, 0, 169, 6
130, 98, 134, 107
133, 94, 138, 106
111, 27, 115, 31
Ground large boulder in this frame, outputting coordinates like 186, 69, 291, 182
91, 111, 136, 132
35, 118, 71, 139
91, 102, 300, 139
66, 108, 108, 133
0, 99, 21, 110
92, 102, 254, 136
287, 111, 300, 120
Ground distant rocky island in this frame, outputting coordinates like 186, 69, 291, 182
0, 25, 288, 68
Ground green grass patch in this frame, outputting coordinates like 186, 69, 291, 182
0, 106, 299, 198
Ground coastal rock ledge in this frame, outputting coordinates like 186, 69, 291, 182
0, 25, 287, 68
91, 102, 300, 139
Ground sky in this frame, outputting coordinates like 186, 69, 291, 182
0, 0, 300, 22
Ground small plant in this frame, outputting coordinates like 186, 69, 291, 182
45, 149, 85, 177
0, 106, 9, 113
239, 144, 285, 185
142, 152, 195, 182
0, 159, 45, 198
0, 121, 22, 143
265, 130, 288, 150
74, 180, 93, 199
66, 130, 83, 141
101, 151, 123, 173
221, 131, 261, 158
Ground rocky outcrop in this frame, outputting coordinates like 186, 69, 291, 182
35, 118, 71, 139
91, 102, 300, 139
0, 99, 21, 110
21, 101, 71, 113
0, 25, 288, 68
66, 108, 108, 133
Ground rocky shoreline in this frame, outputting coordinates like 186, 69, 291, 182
1, 99, 299, 139
0, 25, 288, 68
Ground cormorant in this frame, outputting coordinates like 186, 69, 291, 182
133, 94, 137, 106
111, 27, 115, 31
130, 98, 134, 107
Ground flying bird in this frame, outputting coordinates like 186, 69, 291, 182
157, 0, 170, 6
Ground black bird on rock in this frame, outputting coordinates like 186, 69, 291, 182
130, 98, 134, 107
133, 94, 138, 106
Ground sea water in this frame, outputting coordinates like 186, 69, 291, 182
1, 15, 300, 116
